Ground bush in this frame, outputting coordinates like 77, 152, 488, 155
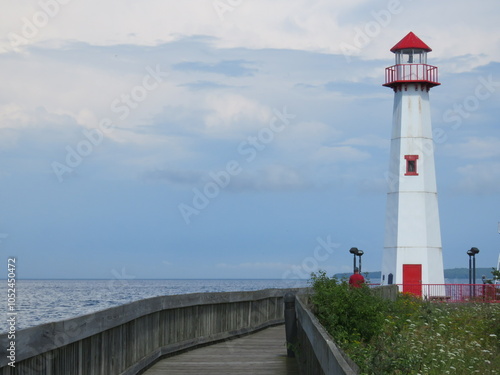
310, 270, 388, 345
310, 270, 500, 375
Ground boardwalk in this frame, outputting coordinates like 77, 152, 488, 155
143, 325, 299, 375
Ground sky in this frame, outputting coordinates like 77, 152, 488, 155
0, 0, 499, 280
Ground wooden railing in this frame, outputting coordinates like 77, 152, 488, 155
0, 288, 305, 375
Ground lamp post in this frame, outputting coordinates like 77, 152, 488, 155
467, 249, 474, 285
467, 247, 480, 297
357, 250, 364, 273
349, 247, 364, 273
349, 247, 358, 274
470, 247, 479, 284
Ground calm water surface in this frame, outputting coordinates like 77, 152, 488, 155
0, 279, 309, 332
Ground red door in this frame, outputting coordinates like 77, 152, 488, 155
403, 264, 422, 297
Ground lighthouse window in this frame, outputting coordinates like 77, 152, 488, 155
404, 155, 419, 176
396, 49, 427, 65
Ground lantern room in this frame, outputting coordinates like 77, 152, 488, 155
394, 49, 428, 65
383, 32, 440, 90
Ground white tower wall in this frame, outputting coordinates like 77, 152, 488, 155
382, 84, 445, 286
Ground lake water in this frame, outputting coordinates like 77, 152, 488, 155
0, 279, 309, 333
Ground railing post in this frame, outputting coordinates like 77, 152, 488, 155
284, 292, 297, 358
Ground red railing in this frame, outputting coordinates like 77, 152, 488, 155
396, 284, 500, 303
384, 64, 440, 87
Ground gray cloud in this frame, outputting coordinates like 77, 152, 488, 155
173, 60, 258, 77
143, 168, 205, 186
179, 80, 234, 90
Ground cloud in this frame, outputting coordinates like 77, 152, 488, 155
2, 0, 499, 69
0, 104, 80, 149
173, 60, 257, 77
324, 81, 380, 96
310, 145, 371, 163
179, 80, 234, 90
228, 164, 309, 192
147, 164, 308, 192
285, 121, 340, 142
456, 161, 500, 194
277, 121, 342, 159
340, 134, 389, 149
143, 168, 205, 186
203, 93, 272, 137
444, 137, 500, 160
216, 262, 294, 270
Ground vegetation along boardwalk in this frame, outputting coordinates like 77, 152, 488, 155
143, 325, 299, 375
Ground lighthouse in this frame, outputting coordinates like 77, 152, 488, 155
381, 32, 445, 294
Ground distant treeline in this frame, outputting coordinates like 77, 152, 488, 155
334, 268, 495, 281
442, 268, 494, 279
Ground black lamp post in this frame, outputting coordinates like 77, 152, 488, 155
357, 250, 364, 273
467, 247, 480, 296
467, 249, 473, 285
349, 247, 364, 273
471, 247, 479, 284
349, 247, 358, 273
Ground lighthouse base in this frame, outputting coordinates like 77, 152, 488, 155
382, 246, 445, 297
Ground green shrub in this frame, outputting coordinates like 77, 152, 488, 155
310, 271, 500, 375
310, 270, 388, 345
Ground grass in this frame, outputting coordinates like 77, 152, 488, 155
310, 271, 500, 375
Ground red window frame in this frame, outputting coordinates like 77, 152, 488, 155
404, 155, 419, 176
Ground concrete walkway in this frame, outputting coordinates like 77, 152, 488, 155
143, 325, 299, 375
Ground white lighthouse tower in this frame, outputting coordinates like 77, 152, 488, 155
381, 32, 445, 295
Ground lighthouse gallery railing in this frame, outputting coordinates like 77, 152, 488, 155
385, 64, 439, 86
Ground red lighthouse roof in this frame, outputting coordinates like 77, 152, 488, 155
390, 32, 432, 52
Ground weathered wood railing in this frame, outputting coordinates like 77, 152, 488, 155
0, 288, 305, 375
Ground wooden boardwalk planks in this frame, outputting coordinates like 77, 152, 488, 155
143, 325, 299, 375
